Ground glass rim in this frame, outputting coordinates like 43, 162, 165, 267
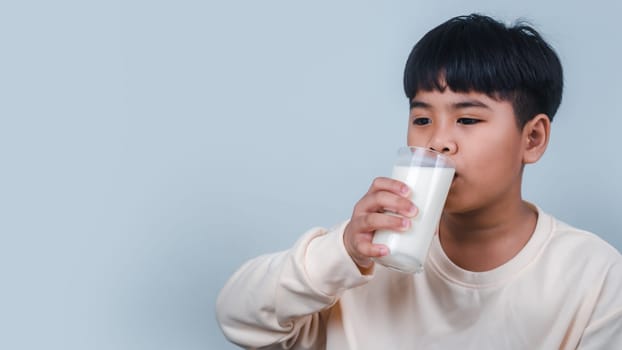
397, 146, 455, 168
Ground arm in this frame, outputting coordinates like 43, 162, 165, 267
216, 222, 372, 349
216, 177, 416, 349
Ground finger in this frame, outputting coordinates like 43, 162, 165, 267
368, 177, 411, 197
353, 238, 389, 259
351, 212, 410, 234
355, 191, 418, 217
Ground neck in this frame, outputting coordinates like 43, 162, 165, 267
439, 196, 538, 272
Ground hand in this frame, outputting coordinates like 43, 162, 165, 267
343, 177, 418, 271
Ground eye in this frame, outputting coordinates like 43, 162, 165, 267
412, 117, 431, 126
457, 117, 480, 125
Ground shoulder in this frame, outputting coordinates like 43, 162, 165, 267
537, 212, 622, 305
538, 212, 622, 311
531, 210, 622, 292
547, 214, 621, 264
547, 217, 622, 340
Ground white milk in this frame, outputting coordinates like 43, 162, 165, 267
372, 165, 455, 273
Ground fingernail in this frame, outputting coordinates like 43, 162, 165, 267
401, 186, 410, 195
402, 218, 410, 228
408, 205, 417, 217
378, 246, 388, 256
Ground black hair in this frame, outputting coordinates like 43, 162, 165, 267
403, 14, 563, 127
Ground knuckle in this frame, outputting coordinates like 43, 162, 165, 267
353, 202, 363, 214
352, 217, 367, 232
371, 177, 383, 189
392, 215, 403, 226
397, 196, 410, 209
368, 192, 381, 206
390, 216, 405, 229
377, 192, 395, 211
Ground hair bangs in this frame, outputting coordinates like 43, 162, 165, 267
404, 16, 519, 99
403, 14, 563, 126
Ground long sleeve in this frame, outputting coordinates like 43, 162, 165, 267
215, 222, 372, 349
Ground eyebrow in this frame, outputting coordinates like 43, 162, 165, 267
410, 98, 491, 110
410, 100, 431, 109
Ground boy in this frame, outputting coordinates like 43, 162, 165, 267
216, 14, 622, 349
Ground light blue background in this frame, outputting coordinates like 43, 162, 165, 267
1, 1, 620, 349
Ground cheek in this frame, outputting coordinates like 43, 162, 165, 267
407, 122, 441, 148
406, 130, 428, 148
478, 123, 523, 154
486, 152, 524, 194
463, 132, 523, 179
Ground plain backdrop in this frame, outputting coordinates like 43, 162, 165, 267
1, 1, 621, 349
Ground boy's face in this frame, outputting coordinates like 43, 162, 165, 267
407, 89, 527, 214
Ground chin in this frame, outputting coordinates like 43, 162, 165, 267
441, 198, 460, 215
442, 196, 480, 216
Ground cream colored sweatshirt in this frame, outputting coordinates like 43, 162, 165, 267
216, 208, 622, 349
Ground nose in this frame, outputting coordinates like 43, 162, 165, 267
427, 129, 458, 155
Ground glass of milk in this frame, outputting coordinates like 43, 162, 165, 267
372, 146, 455, 273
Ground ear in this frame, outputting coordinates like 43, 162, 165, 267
522, 114, 551, 164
